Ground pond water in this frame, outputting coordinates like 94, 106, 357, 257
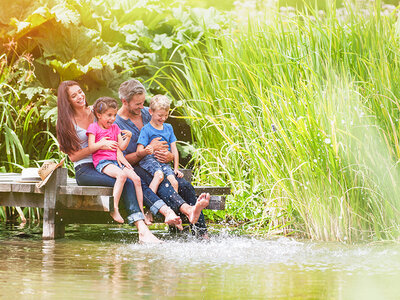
1, 224, 400, 299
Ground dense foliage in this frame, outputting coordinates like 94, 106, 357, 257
0, 0, 229, 171
2, 0, 400, 242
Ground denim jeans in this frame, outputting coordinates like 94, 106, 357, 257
75, 163, 145, 225
139, 154, 174, 177
133, 166, 167, 215
134, 165, 207, 236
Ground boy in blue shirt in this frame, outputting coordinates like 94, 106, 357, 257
136, 95, 183, 193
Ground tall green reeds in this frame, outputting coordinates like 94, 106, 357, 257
164, 1, 400, 241
0, 53, 62, 222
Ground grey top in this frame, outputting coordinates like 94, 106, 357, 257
74, 124, 93, 168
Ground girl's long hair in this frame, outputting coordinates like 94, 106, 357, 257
56, 81, 86, 154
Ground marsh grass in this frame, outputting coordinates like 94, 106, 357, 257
163, 1, 400, 241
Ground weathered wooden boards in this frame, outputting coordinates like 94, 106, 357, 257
0, 168, 230, 239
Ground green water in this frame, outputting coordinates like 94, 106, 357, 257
1, 224, 400, 299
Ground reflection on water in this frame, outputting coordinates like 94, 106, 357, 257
1, 224, 400, 299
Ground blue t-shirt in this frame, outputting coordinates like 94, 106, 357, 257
137, 122, 176, 151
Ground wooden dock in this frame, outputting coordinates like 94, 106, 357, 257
0, 168, 230, 239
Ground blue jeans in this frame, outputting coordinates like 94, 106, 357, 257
134, 165, 207, 236
75, 163, 145, 225
139, 154, 174, 177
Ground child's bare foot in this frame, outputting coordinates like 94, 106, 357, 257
144, 210, 153, 225
188, 193, 210, 224
110, 210, 124, 224
164, 210, 183, 231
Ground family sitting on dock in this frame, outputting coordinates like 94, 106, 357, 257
56, 79, 210, 244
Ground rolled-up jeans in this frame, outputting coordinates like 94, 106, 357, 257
134, 165, 207, 236
74, 162, 145, 225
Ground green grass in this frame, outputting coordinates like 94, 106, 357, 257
161, 1, 400, 241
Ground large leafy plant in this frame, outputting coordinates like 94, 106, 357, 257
0, 0, 229, 101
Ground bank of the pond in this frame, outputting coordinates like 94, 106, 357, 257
1, 223, 400, 299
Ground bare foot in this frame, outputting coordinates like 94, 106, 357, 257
199, 233, 210, 241
139, 232, 162, 244
138, 227, 163, 244
110, 210, 124, 224
188, 193, 210, 224
144, 210, 153, 225
164, 210, 183, 231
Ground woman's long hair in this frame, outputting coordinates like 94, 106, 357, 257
56, 81, 85, 154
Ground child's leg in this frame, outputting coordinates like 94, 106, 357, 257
149, 170, 164, 194
166, 174, 179, 193
123, 168, 145, 217
102, 164, 127, 223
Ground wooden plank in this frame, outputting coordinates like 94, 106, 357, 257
0, 183, 12, 192
194, 186, 231, 195
0, 182, 43, 193
206, 195, 226, 210
58, 195, 111, 211
0, 192, 44, 208
11, 183, 43, 193
59, 185, 113, 196
0, 173, 20, 176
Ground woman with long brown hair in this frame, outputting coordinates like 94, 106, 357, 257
56, 80, 162, 243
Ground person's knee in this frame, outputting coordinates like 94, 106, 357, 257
168, 176, 178, 189
154, 170, 164, 182
131, 175, 141, 186
125, 169, 141, 186
116, 171, 128, 181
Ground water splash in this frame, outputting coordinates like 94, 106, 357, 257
121, 236, 400, 274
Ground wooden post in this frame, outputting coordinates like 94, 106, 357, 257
42, 168, 67, 240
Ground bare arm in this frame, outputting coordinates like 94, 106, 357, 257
126, 143, 153, 165
118, 130, 132, 151
125, 137, 169, 165
69, 135, 117, 162
170, 142, 179, 171
170, 142, 183, 178
68, 146, 93, 162
87, 133, 97, 152
125, 150, 145, 166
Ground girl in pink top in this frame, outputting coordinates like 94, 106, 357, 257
87, 97, 148, 224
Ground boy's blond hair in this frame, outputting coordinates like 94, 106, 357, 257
149, 94, 170, 111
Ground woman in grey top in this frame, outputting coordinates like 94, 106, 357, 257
56, 80, 164, 243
